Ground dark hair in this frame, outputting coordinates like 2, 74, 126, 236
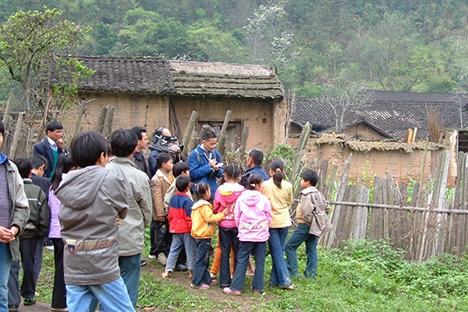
246, 174, 264, 190
12, 157, 31, 179
176, 175, 191, 192
156, 152, 173, 168
29, 155, 48, 170
270, 159, 285, 189
153, 127, 164, 138
302, 169, 318, 187
70, 131, 108, 168
201, 129, 217, 141
0, 120, 4, 136
46, 121, 63, 133
109, 128, 138, 157
220, 163, 242, 184
248, 148, 264, 166
51, 154, 76, 191
131, 126, 146, 141
173, 162, 190, 178
196, 182, 210, 199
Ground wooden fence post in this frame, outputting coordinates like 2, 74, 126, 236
325, 153, 352, 248
9, 112, 24, 159
182, 110, 198, 158
216, 110, 232, 157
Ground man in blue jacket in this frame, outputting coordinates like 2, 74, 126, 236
188, 129, 223, 201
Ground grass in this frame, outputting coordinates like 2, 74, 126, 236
36, 238, 468, 311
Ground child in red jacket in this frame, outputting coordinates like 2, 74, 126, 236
162, 175, 196, 279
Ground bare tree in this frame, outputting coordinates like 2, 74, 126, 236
314, 80, 373, 133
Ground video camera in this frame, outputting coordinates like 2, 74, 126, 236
149, 133, 183, 155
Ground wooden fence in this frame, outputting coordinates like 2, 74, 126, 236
319, 151, 468, 261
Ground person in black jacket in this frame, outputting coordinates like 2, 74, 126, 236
33, 121, 67, 180
29, 155, 51, 197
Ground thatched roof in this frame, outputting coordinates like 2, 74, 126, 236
293, 91, 468, 140
169, 60, 284, 99
313, 133, 444, 152
53, 56, 284, 99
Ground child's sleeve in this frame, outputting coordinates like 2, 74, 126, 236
38, 188, 50, 237
201, 204, 225, 223
301, 194, 314, 225
263, 197, 273, 225
213, 189, 222, 213
164, 183, 176, 209
150, 177, 165, 218
234, 197, 242, 228
184, 198, 194, 217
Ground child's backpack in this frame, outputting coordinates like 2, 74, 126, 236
20, 182, 50, 239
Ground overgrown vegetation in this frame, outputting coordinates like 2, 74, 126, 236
36, 238, 468, 311
2, 0, 468, 103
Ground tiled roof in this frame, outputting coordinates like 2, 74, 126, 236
293, 91, 468, 139
52, 56, 284, 99
53, 56, 175, 94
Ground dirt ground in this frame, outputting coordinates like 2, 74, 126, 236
18, 259, 259, 312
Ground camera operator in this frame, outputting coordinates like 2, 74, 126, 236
148, 127, 183, 179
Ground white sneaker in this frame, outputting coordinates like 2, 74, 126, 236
148, 254, 157, 259
157, 253, 167, 266
45, 245, 54, 251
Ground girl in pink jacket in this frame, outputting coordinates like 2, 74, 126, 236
213, 164, 244, 287
223, 174, 272, 296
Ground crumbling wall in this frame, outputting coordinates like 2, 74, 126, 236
299, 135, 457, 187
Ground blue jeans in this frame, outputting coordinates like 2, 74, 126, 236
8, 260, 21, 306
285, 223, 318, 279
230, 241, 266, 293
89, 254, 141, 311
192, 238, 212, 287
0, 242, 12, 310
119, 254, 141, 308
268, 227, 292, 287
67, 277, 135, 312
219, 227, 239, 287
165, 233, 196, 272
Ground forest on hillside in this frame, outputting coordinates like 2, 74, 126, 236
1, 0, 468, 97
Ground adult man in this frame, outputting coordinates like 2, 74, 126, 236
148, 127, 181, 179
131, 126, 149, 176
240, 148, 269, 187
188, 129, 224, 201
33, 121, 67, 180
0, 121, 29, 311
105, 129, 152, 308
131, 126, 152, 267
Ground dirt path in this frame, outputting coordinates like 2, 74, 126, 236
20, 260, 265, 311
141, 260, 269, 311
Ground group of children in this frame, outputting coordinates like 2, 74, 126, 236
3, 124, 331, 311
154, 146, 330, 296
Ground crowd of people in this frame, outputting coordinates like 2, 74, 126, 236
0, 120, 331, 312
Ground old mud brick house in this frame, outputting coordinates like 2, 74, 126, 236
59, 56, 287, 151
291, 91, 468, 185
